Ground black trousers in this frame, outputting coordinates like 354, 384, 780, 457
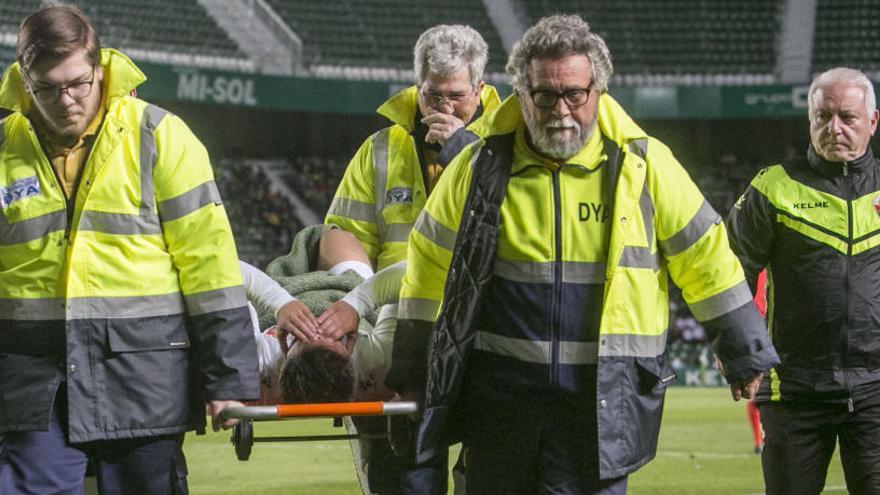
0, 391, 183, 495
759, 394, 880, 495
462, 397, 627, 495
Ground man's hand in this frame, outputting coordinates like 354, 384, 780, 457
208, 400, 245, 432
276, 300, 318, 343
317, 300, 360, 342
421, 113, 465, 146
729, 373, 764, 401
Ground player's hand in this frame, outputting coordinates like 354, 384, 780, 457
208, 400, 245, 432
276, 300, 318, 343
421, 113, 465, 146
317, 300, 360, 342
730, 373, 763, 401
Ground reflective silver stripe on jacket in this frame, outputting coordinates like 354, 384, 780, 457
598, 331, 667, 357
474, 331, 599, 365
688, 280, 753, 322
619, 182, 660, 270
158, 180, 222, 222
659, 200, 721, 256
67, 293, 185, 319
139, 105, 168, 215
413, 211, 456, 251
0, 209, 66, 245
0, 297, 65, 320
494, 259, 606, 284
372, 128, 389, 240
398, 297, 440, 322
384, 223, 413, 243
619, 246, 660, 270
327, 196, 375, 223
78, 210, 162, 235
184, 285, 248, 316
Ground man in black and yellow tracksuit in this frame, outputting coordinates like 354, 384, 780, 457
0, 6, 258, 493
728, 67, 880, 494
387, 15, 779, 494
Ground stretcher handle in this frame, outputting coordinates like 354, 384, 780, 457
220, 401, 418, 421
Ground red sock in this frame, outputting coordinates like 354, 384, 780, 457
747, 400, 762, 447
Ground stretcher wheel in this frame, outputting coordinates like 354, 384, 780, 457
232, 419, 254, 461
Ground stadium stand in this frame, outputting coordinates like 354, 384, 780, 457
812, 0, 880, 76
522, 0, 782, 85
264, 0, 508, 79
0, 0, 252, 72
65, 0, 244, 58
0, 44, 15, 71
280, 155, 347, 217
215, 159, 303, 268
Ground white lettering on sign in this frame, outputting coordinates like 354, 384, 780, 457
176, 72, 257, 106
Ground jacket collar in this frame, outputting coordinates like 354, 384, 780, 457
0, 48, 145, 114
376, 84, 501, 132
807, 145, 875, 176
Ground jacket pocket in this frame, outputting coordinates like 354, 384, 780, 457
107, 317, 190, 353
635, 355, 677, 392
99, 316, 191, 432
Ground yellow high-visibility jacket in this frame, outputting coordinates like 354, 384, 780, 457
0, 49, 258, 441
386, 93, 779, 477
325, 84, 500, 270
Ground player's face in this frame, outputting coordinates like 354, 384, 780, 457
25, 48, 103, 143
809, 81, 879, 163
418, 67, 482, 123
288, 336, 350, 359
520, 54, 600, 161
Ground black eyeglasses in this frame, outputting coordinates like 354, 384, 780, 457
28, 66, 96, 104
529, 87, 596, 110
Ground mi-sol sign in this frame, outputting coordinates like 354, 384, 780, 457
176, 71, 258, 106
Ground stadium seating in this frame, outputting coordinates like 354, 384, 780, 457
0, 0, 246, 66
522, 0, 781, 84
215, 159, 304, 268
65, 0, 243, 58
264, 0, 508, 76
0, 45, 15, 71
812, 0, 880, 74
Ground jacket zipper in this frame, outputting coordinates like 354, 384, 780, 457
28, 127, 71, 243
551, 168, 563, 386
843, 161, 854, 413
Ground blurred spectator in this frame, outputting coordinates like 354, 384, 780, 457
215, 160, 303, 267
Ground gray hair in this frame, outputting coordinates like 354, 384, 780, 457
413, 24, 488, 87
507, 15, 613, 93
809, 67, 876, 117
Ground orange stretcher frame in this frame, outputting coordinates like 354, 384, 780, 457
219, 401, 418, 461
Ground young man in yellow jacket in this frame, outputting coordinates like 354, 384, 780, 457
0, 5, 258, 493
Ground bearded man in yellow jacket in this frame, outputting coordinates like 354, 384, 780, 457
386, 15, 780, 494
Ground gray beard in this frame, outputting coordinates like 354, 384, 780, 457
521, 99, 594, 161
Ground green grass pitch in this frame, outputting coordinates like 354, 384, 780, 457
183, 387, 846, 494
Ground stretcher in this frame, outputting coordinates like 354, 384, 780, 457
220, 401, 418, 461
